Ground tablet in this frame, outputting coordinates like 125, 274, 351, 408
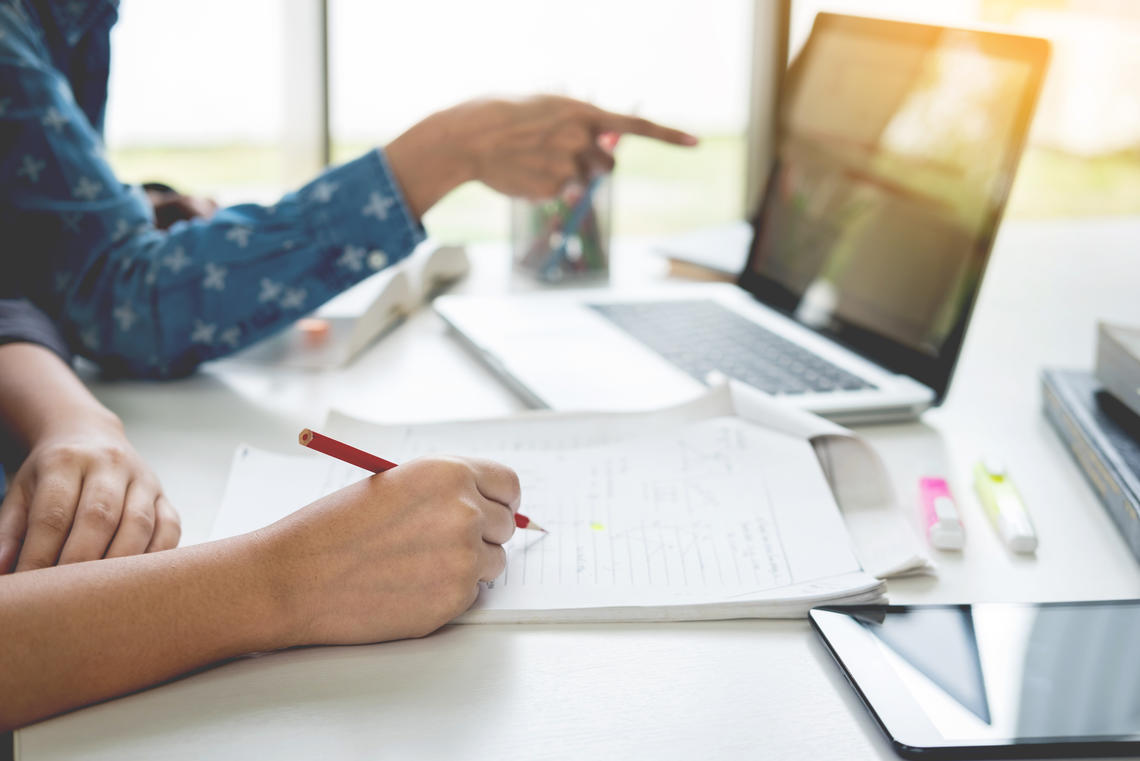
810, 601, 1140, 759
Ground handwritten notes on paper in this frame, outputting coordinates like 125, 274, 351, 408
213, 411, 883, 622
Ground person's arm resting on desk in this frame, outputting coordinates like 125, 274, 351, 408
0, 305, 180, 572
0, 442, 519, 730
0, 308, 521, 729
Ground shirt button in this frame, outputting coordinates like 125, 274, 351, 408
368, 250, 388, 270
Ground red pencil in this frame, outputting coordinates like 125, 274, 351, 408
299, 429, 544, 532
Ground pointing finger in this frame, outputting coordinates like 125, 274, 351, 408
591, 109, 699, 146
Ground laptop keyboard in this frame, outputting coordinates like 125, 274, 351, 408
589, 300, 876, 396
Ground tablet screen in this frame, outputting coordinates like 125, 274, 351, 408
811, 601, 1140, 757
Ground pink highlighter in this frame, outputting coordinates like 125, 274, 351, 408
919, 477, 965, 550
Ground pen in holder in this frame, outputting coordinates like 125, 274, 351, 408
511, 172, 612, 285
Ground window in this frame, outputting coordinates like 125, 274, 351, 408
789, 0, 1140, 218
107, 3, 1126, 228
106, 0, 323, 203
328, 0, 754, 240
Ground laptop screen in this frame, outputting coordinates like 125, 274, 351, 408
739, 14, 1049, 401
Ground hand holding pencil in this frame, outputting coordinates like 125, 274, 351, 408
256, 436, 526, 645
299, 429, 544, 532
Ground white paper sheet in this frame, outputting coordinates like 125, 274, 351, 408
212, 413, 885, 622
326, 381, 932, 579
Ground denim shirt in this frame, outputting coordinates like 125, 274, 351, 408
0, 0, 426, 377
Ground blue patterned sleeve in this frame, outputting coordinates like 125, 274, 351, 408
1, 16, 425, 378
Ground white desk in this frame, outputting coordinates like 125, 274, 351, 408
17, 217, 1140, 761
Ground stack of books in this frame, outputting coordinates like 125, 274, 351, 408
1042, 323, 1140, 563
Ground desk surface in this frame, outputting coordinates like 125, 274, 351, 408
17, 217, 1140, 761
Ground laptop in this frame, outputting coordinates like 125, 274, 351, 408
435, 14, 1050, 423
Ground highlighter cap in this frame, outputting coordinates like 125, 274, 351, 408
930, 520, 965, 550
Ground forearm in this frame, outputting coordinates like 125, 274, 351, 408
0, 343, 120, 451
16, 158, 422, 378
386, 105, 477, 219
6, 57, 425, 376
0, 532, 291, 731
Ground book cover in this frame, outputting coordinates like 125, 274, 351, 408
1041, 368, 1140, 563
1096, 322, 1140, 419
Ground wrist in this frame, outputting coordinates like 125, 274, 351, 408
30, 403, 123, 447
0, 342, 124, 449
241, 526, 316, 650
385, 106, 477, 218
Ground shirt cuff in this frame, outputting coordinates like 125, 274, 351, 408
374, 147, 425, 242
0, 300, 72, 365
295, 148, 427, 272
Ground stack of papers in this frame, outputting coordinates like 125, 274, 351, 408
212, 383, 922, 622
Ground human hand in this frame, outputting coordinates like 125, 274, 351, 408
0, 415, 181, 573
264, 456, 520, 645
143, 183, 218, 230
386, 94, 699, 216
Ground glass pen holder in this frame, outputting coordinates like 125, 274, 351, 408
511, 174, 612, 285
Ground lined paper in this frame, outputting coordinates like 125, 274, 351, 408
212, 414, 883, 622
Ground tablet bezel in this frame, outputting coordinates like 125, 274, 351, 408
809, 601, 1140, 759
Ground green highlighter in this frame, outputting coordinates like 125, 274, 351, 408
973, 458, 1038, 554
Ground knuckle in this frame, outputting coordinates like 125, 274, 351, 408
451, 460, 480, 491
31, 504, 72, 537
102, 444, 128, 467
504, 468, 522, 502
159, 518, 182, 549
41, 445, 82, 469
83, 501, 120, 532
423, 456, 472, 487
445, 500, 482, 539
125, 506, 156, 534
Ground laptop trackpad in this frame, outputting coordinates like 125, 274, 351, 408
473, 303, 704, 411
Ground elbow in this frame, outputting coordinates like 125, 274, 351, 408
57, 300, 202, 379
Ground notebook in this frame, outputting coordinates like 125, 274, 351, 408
211, 383, 929, 622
